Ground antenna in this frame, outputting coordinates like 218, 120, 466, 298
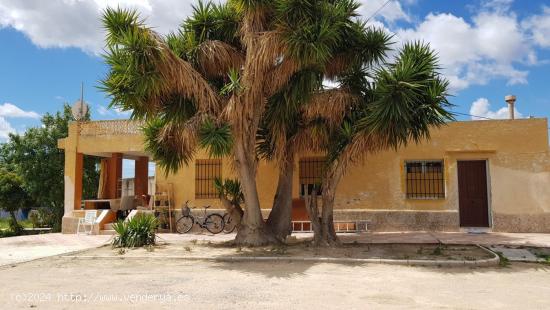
71, 82, 89, 121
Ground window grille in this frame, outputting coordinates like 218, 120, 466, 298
405, 160, 445, 199
195, 159, 222, 199
299, 157, 325, 197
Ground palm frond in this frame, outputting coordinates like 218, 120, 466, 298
143, 116, 203, 175
199, 118, 234, 157
100, 8, 221, 120
354, 41, 453, 151
196, 40, 244, 78
302, 88, 358, 128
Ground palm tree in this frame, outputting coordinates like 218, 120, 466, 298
302, 43, 453, 245
259, 69, 323, 240
100, 1, 452, 246
101, 0, 378, 245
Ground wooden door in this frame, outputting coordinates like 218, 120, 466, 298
457, 160, 490, 227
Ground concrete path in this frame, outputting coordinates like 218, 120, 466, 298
0, 233, 111, 266
489, 245, 541, 262
1, 231, 549, 267
338, 231, 550, 247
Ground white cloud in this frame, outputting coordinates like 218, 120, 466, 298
357, 0, 410, 23
97, 105, 110, 116
0, 103, 40, 118
0, 116, 15, 140
0, 0, 412, 54
469, 97, 523, 120
0, 0, 548, 96
481, 0, 514, 14
523, 6, 550, 48
395, 5, 534, 92
0, 0, 197, 54
97, 104, 131, 118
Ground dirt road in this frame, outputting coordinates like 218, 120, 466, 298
1, 257, 549, 309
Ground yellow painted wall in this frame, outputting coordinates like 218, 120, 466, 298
62, 118, 550, 218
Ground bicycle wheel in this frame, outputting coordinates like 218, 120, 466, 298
205, 214, 224, 234
176, 215, 194, 234
222, 213, 238, 234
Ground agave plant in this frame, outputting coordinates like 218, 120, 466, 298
112, 214, 159, 248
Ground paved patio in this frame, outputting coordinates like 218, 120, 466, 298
0, 234, 111, 266
1, 231, 549, 267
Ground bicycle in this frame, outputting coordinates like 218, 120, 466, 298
176, 201, 224, 234
222, 211, 240, 234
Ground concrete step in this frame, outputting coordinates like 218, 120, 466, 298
100, 230, 116, 235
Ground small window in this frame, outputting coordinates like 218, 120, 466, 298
299, 157, 325, 197
195, 159, 222, 199
405, 160, 445, 199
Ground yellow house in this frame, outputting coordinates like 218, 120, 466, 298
58, 117, 550, 234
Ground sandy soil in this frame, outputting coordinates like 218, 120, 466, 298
76, 241, 494, 262
1, 256, 550, 310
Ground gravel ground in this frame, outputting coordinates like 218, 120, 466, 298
1, 256, 549, 309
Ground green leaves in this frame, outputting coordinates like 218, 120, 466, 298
185, 1, 241, 46
356, 41, 454, 150
0, 105, 99, 232
214, 178, 244, 206
0, 169, 30, 214
142, 118, 193, 174
102, 7, 143, 46
277, 0, 361, 66
111, 214, 158, 248
220, 68, 243, 96
199, 119, 233, 157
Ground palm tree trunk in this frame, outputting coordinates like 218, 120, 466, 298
304, 187, 322, 245
319, 161, 345, 246
266, 152, 294, 241
234, 143, 278, 246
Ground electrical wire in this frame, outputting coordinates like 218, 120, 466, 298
365, 0, 393, 23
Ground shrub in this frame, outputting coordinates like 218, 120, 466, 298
8, 217, 23, 235
28, 210, 41, 228
112, 213, 158, 248
37, 208, 57, 229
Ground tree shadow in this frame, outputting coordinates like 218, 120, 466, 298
210, 259, 321, 278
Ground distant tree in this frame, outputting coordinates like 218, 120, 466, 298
0, 104, 100, 231
0, 168, 32, 234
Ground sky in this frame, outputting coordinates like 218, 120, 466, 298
0, 0, 549, 143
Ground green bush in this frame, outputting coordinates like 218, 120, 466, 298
112, 213, 158, 248
28, 210, 41, 228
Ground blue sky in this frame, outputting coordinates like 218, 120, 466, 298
0, 0, 549, 142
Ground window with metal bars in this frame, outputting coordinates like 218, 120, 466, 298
299, 157, 325, 197
195, 159, 222, 199
405, 160, 445, 199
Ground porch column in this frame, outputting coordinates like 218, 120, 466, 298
63, 123, 84, 215
106, 153, 123, 198
134, 156, 149, 196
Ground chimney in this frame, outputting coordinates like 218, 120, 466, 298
505, 95, 516, 120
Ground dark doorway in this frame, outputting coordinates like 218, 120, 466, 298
457, 160, 490, 227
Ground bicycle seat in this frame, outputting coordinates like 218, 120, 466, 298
204, 205, 211, 210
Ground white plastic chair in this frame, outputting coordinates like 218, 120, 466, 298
77, 210, 97, 235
